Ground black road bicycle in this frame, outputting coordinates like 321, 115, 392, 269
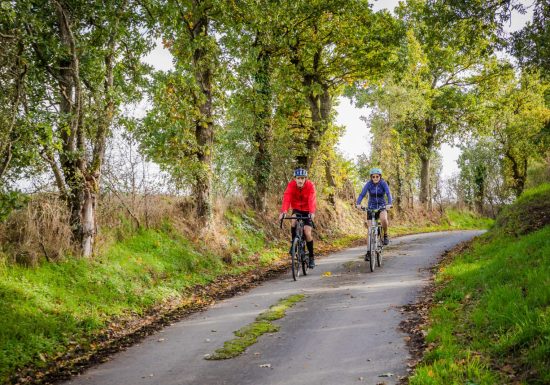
361, 206, 388, 272
280, 214, 315, 281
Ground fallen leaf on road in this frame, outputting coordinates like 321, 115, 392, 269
322, 271, 332, 277
378, 372, 394, 377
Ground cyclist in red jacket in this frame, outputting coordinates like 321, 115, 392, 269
278, 168, 317, 268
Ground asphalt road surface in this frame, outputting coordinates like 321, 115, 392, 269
65, 230, 483, 385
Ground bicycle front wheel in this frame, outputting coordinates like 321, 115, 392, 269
291, 238, 301, 281
368, 231, 376, 272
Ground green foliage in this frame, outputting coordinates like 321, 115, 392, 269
0, 191, 28, 222
511, 1, 550, 78
474, 64, 550, 197
457, 138, 512, 212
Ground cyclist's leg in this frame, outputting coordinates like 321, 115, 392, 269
304, 225, 315, 268
380, 210, 389, 245
290, 218, 297, 240
289, 218, 297, 254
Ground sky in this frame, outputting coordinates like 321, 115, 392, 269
143, 0, 534, 180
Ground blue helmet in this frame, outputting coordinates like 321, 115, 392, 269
294, 168, 308, 177
369, 167, 382, 176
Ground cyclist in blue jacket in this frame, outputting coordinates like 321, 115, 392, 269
356, 168, 393, 253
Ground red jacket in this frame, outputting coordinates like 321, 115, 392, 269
281, 180, 316, 213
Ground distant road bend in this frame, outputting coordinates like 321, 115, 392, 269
66, 231, 483, 385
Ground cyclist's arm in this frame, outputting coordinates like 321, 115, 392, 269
356, 182, 369, 207
281, 182, 292, 213
308, 183, 316, 216
383, 180, 393, 206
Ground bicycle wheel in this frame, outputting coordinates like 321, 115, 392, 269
301, 244, 308, 276
368, 230, 376, 272
291, 238, 301, 280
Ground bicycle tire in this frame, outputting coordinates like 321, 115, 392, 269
291, 238, 301, 280
368, 230, 376, 272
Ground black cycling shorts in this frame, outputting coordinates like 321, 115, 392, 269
292, 209, 313, 227
367, 208, 386, 220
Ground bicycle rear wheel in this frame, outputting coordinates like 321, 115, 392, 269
291, 238, 301, 280
368, 231, 376, 272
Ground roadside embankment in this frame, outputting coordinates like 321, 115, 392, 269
406, 184, 550, 385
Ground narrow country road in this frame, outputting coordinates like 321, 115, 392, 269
65, 231, 483, 385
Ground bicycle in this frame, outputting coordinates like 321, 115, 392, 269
361, 206, 387, 272
280, 214, 315, 281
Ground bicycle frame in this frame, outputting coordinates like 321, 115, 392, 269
361, 207, 385, 272
280, 214, 315, 280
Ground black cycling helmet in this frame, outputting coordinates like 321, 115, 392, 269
294, 168, 308, 177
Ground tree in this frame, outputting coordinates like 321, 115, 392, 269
7, 0, 151, 256
281, 0, 401, 204
387, 0, 493, 208
139, 0, 221, 223
475, 65, 550, 197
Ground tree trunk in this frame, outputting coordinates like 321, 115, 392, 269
419, 153, 431, 206
474, 164, 486, 214
80, 183, 97, 257
395, 159, 403, 212
247, 47, 272, 211
419, 119, 436, 208
49, 0, 116, 256
293, 46, 334, 176
324, 158, 336, 205
505, 149, 527, 198
191, 9, 214, 222
54, 0, 88, 251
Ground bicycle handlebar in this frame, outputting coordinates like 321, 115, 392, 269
359, 206, 392, 212
279, 214, 316, 229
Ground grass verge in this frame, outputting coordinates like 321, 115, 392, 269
393, 208, 494, 236
205, 294, 305, 360
408, 226, 550, 385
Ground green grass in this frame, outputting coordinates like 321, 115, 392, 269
393, 208, 494, 236
409, 226, 550, 385
0, 228, 231, 383
206, 294, 305, 360
494, 183, 550, 236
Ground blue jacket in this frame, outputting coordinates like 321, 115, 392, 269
356, 179, 393, 209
